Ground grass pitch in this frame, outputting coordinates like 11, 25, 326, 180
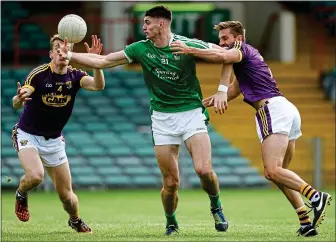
1, 189, 335, 241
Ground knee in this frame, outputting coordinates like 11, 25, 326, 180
264, 166, 280, 181
163, 175, 179, 193
58, 190, 75, 204
27, 171, 44, 186
194, 164, 213, 178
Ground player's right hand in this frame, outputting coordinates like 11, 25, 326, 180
213, 91, 228, 115
16, 82, 32, 102
202, 95, 215, 107
84, 35, 103, 55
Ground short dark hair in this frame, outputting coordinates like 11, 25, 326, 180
145, 5, 172, 21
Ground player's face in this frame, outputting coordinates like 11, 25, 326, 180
50, 40, 70, 66
142, 17, 161, 39
218, 28, 241, 48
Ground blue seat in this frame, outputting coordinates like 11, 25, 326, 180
105, 175, 132, 187
116, 156, 141, 166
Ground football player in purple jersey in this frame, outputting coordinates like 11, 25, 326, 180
171, 21, 332, 237
11, 34, 105, 233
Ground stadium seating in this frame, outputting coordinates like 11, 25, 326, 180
1, 68, 269, 190
1, 2, 50, 64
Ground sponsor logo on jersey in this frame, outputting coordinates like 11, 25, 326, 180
153, 68, 180, 81
42, 93, 72, 107
147, 53, 157, 59
65, 81, 72, 89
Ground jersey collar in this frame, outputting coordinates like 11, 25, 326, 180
152, 33, 175, 48
168, 33, 174, 46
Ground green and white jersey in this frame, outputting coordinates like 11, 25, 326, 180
123, 34, 212, 113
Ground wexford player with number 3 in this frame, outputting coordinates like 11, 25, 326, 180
170, 21, 332, 237
56, 6, 229, 236
12, 34, 105, 233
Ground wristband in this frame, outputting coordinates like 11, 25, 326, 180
218, 84, 228, 92
66, 51, 72, 61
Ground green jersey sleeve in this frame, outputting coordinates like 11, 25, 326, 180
123, 40, 146, 63
185, 38, 212, 50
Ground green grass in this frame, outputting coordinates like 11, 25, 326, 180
1, 189, 335, 241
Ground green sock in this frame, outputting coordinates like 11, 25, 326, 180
209, 193, 222, 209
165, 212, 178, 226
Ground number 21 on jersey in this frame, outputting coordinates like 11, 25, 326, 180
161, 58, 168, 65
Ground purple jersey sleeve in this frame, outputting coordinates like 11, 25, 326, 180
22, 64, 50, 92
230, 41, 248, 62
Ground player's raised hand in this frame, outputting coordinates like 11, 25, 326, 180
16, 82, 32, 102
170, 41, 190, 55
213, 91, 228, 115
84, 35, 103, 55
56, 37, 69, 59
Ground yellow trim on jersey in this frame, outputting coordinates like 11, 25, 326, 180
24, 64, 49, 86
233, 41, 243, 62
49, 62, 54, 73
22, 84, 35, 93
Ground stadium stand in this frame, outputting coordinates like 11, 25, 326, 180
1, 2, 49, 52
1, 68, 269, 190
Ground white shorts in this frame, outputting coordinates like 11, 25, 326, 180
12, 126, 67, 167
151, 107, 208, 145
255, 96, 302, 143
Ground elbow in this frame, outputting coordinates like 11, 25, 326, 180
96, 84, 105, 91
95, 81, 105, 91
93, 83, 105, 91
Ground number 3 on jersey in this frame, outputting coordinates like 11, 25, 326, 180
161, 58, 168, 65
259, 55, 273, 78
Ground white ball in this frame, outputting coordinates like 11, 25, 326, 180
58, 14, 87, 44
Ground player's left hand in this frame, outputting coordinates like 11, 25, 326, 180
213, 91, 228, 114
170, 41, 191, 55
84, 35, 103, 55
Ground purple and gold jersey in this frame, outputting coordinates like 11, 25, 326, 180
18, 63, 88, 137
230, 41, 282, 106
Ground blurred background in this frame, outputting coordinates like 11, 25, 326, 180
1, 1, 335, 193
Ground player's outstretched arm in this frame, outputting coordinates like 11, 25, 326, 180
171, 42, 241, 64
57, 36, 129, 69
80, 35, 105, 91
12, 82, 33, 110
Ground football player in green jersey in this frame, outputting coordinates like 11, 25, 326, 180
57, 5, 229, 235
